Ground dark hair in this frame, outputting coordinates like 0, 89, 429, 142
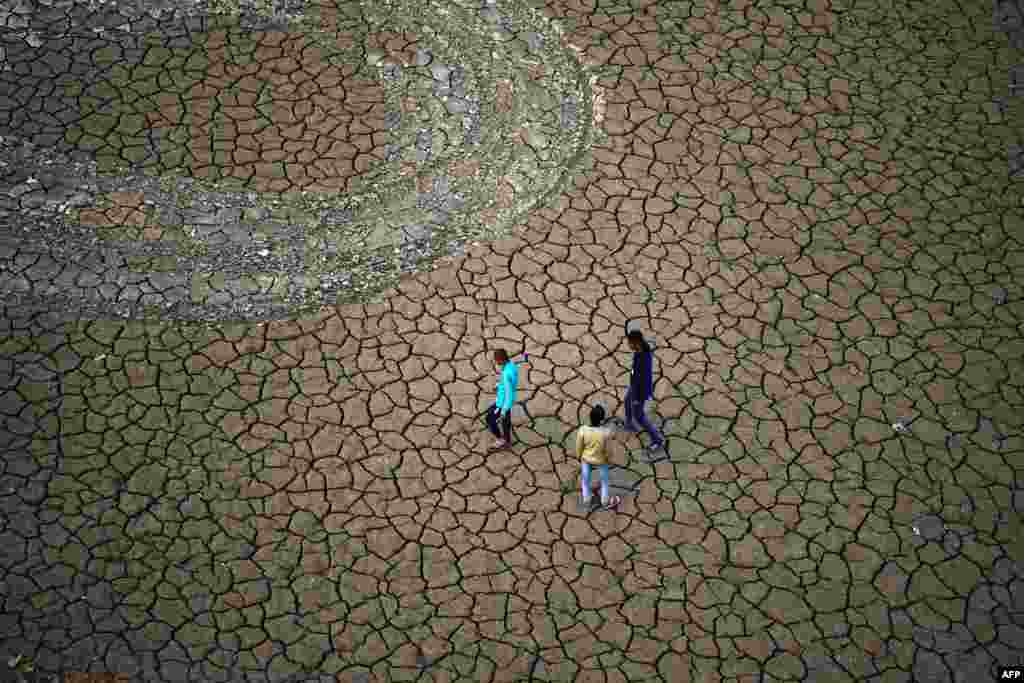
627, 330, 650, 352
493, 348, 509, 362
589, 404, 605, 427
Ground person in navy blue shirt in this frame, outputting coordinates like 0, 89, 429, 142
624, 330, 664, 452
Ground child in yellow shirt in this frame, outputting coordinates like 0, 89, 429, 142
576, 404, 621, 510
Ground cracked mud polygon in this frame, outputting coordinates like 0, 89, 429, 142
1, 0, 1023, 681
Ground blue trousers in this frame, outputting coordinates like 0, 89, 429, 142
581, 462, 609, 502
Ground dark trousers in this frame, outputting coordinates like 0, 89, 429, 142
485, 405, 512, 442
625, 388, 663, 447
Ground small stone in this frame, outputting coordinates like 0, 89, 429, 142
945, 433, 960, 449
463, 110, 481, 145
450, 64, 465, 89
430, 63, 451, 83
560, 95, 579, 129
445, 97, 469, 114
320, 207, 352, 225
242, 206, 270, 221
524, 128, 548, 149
1012, 64, 1024, 92
495, 13, 514, 33
912, 626, 937, 649
7, 183, 34, 198
890, 607, 912, 625
414, 128, 432, 163
413, 47, 432, 66
943, 531, 962, 556
1010, 143, 1024, 175
993, 286, 1008, 304
258, 249, 270, 257
912, 514, 945, 541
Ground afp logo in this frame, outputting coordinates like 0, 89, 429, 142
999, 667, 1024, 679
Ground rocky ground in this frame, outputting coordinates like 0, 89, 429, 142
0, 0, 596, 323
1, 0, 1023, 681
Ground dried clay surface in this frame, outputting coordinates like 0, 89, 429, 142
0, 0, 597, 321
1, 0, 1023, 681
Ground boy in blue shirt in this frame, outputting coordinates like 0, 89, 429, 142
624, 330, 664, 453
487, 348, 518, 449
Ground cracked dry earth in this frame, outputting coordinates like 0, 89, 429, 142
2, 0, 1024, 680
